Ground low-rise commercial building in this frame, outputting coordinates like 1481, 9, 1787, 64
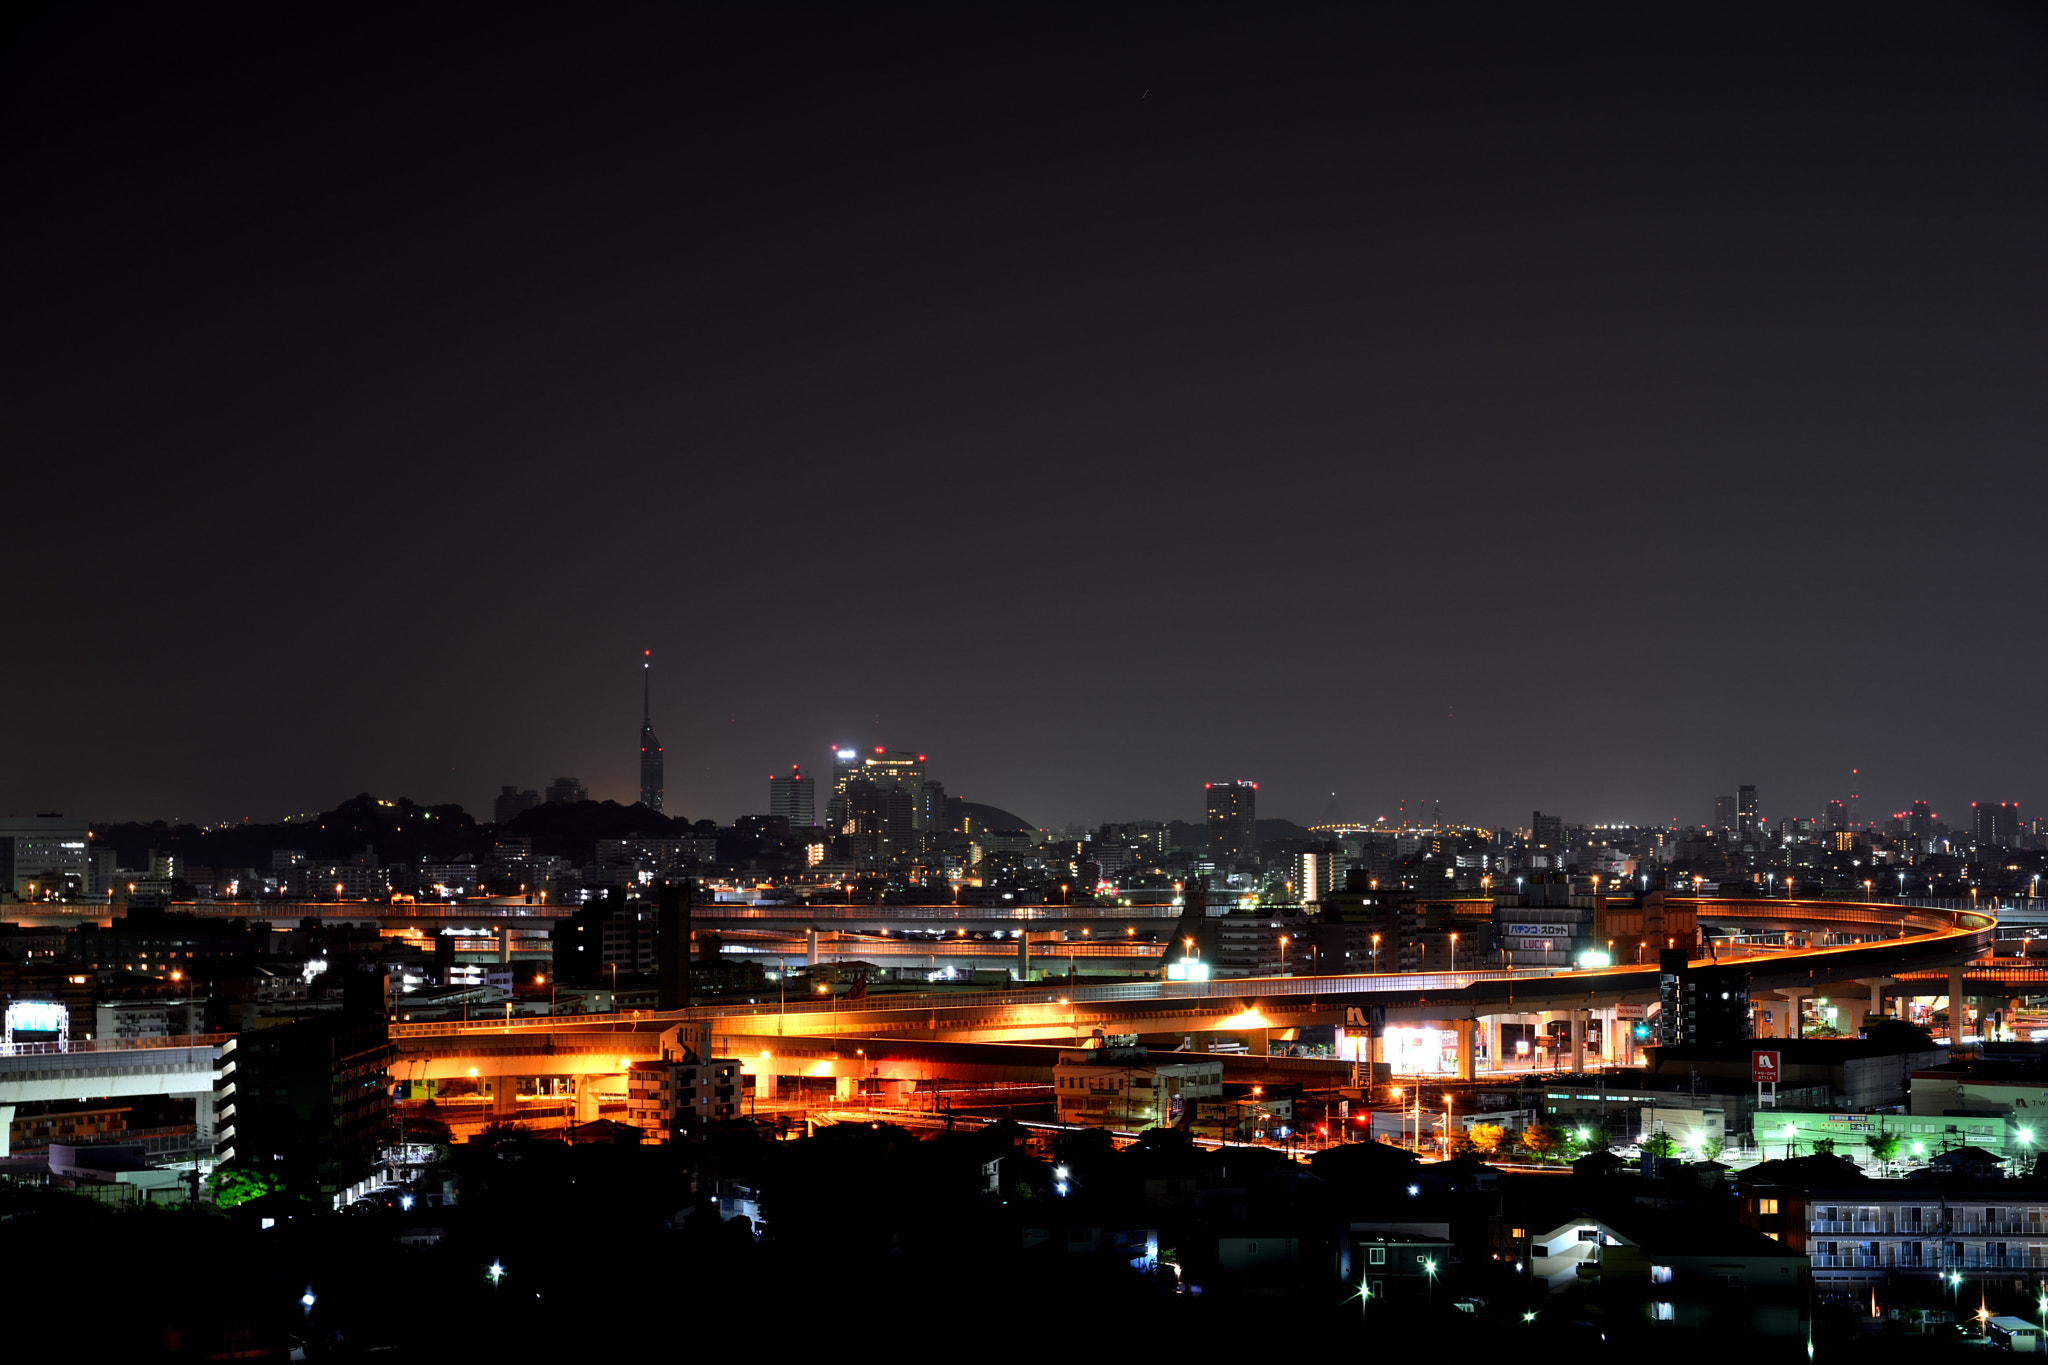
1748, 1110, 2009, 1161
1054, 1046, 1224, 1129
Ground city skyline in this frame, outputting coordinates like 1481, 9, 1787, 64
5, 5, 2046, 1351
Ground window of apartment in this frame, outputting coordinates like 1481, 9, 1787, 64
1369, 1247, 1386, 1265
1651, 1265, 1673, 1284
1758, 1198, 1780, 1215
1651, 1302, 1674, 1321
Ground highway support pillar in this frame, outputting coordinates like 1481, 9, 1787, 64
1018, 932, 1029, 981
498, 925, 511, 963
0, 1105, 11, 1158
1571, 1010, 1584, 1073
807, 927, 820, 968
1948, 968, 1966, 1037
1456, 1020, 1475, 1081
1486, 1016, 1503, 1074
1794, 991, 1810, 1037
1860, 978, 1893, 1030
180, 1091, 216, 1154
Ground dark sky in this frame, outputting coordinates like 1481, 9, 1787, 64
4, 2, 2044, 832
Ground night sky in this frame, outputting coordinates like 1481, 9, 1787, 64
4, 3, 2044, 832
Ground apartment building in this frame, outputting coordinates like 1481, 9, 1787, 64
1749, 1184, 2048, 1286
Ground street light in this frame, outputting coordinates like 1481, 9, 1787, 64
1279, 935, 1289, 976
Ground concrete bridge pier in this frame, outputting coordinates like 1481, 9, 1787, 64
1773, 989, 1805, 1039
807, 928, 820, 967
1858, 978, 1895, 1030
1455, 1020, 1475, 1081
181, 1091, 216, 1153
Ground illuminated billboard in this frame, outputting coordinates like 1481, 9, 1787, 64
3, 999, 69, 1046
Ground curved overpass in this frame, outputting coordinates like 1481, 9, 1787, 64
393, 898, 1993, 1050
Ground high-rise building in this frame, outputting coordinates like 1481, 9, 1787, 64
493, 786, 539, 824
638, 651, 664, 813
545, 777, 588, 805
1973, 801, 2021, 849
1206, 781, 1258, 863
1530, 811, 1564, 865
825, 746, 862, 831
1714, 795, 1738, 834
769, 765, 816, 827
1656, 949, 1751, 1047
1290, 844, 1345, 906
1908, 801, 1934, 838
0, 815, 91, 900
1737, 785, 1758, 839
823, 747, 928, 856
861, 751, 927, 834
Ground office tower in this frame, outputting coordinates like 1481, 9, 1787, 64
861, 751, 927, 834
637, 651, 665, 813
493, 786, 539, 824
545, 777, 588, 805
769, 765, 816, 827
1974, 801, 2021, 849
824, 748, 928, 856
1531, 811, 1564, 859
1738, 785, 1758, 839
1714, 795, 1737, 833
1823, 799, 1846, 832
1206, 781, 1258, 863
826, 746, 862, 831
917, 780, 949, 839
1909, 801, 1933, 838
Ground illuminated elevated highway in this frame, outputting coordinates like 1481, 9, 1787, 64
390, 899, 1995, 1105
0, 1036, 226, 1157
0, 899, 1189, 936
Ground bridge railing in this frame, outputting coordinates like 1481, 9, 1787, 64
0, 1033, 231, 1058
